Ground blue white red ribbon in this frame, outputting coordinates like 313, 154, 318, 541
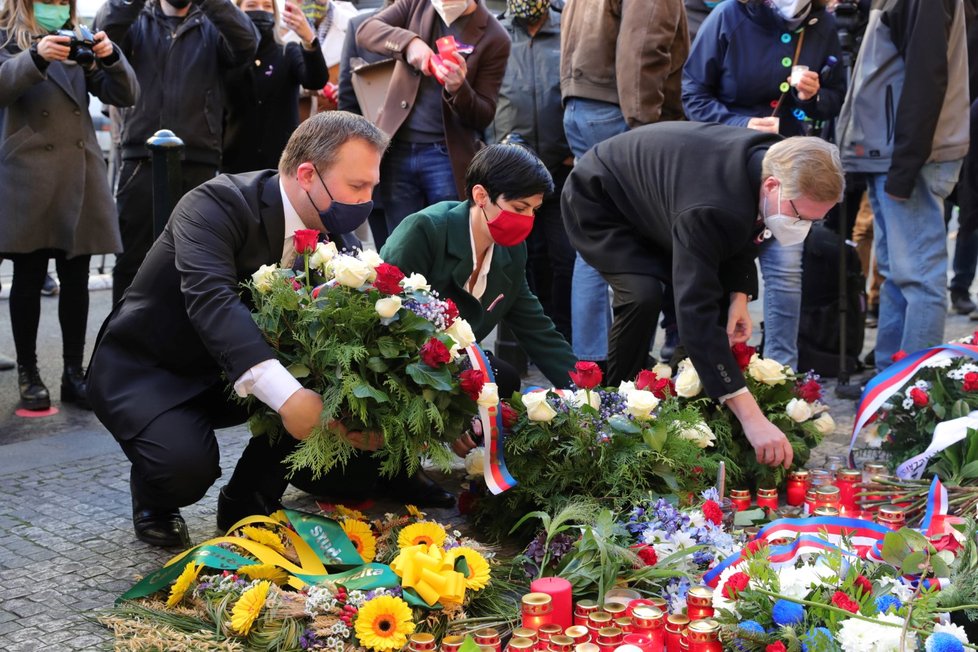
465, 345, 517, 495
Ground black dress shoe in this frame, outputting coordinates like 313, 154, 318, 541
61, 365, 91, 410
133, 501, 191, 548
381, 470, 455, 509
951, 291, 977, 315
216, 486, 284, 533
17, 365, 50, 411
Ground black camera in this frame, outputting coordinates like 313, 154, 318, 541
53, 24, 96, 65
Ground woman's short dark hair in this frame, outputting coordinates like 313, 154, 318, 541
464, 144, 554, 203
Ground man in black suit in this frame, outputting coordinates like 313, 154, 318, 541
562, 122, 844, 469
88, 112, 389, 548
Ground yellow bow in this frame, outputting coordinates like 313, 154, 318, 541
390, 544, 467, 606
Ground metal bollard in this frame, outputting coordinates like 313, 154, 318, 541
145, 129, 184, 240
494, 321, 527, 376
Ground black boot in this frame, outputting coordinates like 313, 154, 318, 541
132, 477, 191, 548
61, 365, 91, 410
17, 365, 50, 411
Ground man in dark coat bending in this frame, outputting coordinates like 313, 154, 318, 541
562, 122, 844, 469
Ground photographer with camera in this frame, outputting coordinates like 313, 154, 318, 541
0, 0, 137, 412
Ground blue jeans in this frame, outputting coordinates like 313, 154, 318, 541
870, 159, 963, 370
379, 140, 459, 233
759, 238, 804, 370
563, 98, 628, 360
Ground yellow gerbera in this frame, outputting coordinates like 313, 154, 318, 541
166, 561, 202, 607
354, 595, 415, 651
230, 580, 271, 635
397, 522, 447, 549
341, 519, 377, 563
405, 504, 425, 519
238, 564, 289, 585
335, 504, 368, 521
444, 547, 491, 591
240, 526, 286, 555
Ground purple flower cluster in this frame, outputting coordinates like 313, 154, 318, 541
625, 498, 690, 536
597, 390, 627, 421
522, 531, 575, 577
299, 628, 320, 649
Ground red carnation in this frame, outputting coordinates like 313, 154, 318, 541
796, 378, 823, 403
419, 338, 451, 368
500, 401, 518, 428
909, 387, 929, 407
831, 591, 860, 613
744, 539, 767, 556
293, 228, 319, 255
569, 361, 603, 390
964, 372, 978, 392
702, 499, 723, 526
891, 350, 909, 363
722, 572, 750, 599
372, 262, 405, 295
443, 298, 459, 327
460, 369, 486, 401
853, 575, 873, 596
731, 342, 756, 370
766, 643, 787, 652
630, 544, 658, 567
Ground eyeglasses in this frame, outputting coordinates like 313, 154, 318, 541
787, 199, 808, 222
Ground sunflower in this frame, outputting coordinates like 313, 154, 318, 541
238, 564, 289, 585
240, 526, 286, 555
397, 522, 447, 548
405, 504, 425, 519
444, 546, 491, 591
335, 504, 368, 521
167, 561, 202, 607
230, 580, 272, 635
354, 595, 415, 651
341, 519, 377, 563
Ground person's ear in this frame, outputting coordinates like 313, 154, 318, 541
296, 162, 317, 191
471, 184, 488, 207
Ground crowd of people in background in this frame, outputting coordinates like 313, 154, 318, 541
0, 0, 974, 422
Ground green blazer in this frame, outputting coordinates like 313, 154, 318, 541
380, 200, 577, 388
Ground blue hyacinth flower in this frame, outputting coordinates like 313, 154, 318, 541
772, 599, 805, 626
926, 633, 965, 652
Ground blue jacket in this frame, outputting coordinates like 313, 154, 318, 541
682, 0, 845, 136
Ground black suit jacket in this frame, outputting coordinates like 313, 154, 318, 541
561, 122, 780, 399
88, 170, 357, 440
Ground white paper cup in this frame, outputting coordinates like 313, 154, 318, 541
790, 65, 809, 87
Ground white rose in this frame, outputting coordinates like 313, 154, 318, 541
401, 273, 431, 293
251, 264, 279, 293
569, 388, 601, 410
309, 242, 338, 270
618, 381, 636, 397
626, 389, 660, 421
464, 447, 485, 476
785, 398, 814, 422
477, 382, 499, 408
358, 249, 383, 268
445, 318, 476, 349
331, 255, 373, 288
812, 412, 836, 434
748, 355, 787, 386
679, 421, 716, 448
651, 362, 673, 379
375, 296, 402, 319
674, 361, 703, 398
523, 392, 557, 423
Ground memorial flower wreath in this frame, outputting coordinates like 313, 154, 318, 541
244, 230, 479, 478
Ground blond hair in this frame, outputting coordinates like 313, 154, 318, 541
0, 0, 78, 51
233, 0, 284, 45
279, 111, 389, 176
761, 136, 845, 203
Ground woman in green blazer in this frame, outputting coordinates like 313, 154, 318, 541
380, 144, 577, 397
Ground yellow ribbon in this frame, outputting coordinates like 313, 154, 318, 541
390, 544, 466, 606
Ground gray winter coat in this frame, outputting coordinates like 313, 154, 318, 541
0, 41, 138, 256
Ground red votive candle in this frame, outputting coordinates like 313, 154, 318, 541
565, 626, 590, 646
523, 593, 554, 630
786, 470, 810, 506
532, 577, 574, 630
835, 469, 861, 514
664, 615, 689, 652
756, 487, 778, 511
631, 606, 664, 652
575, 600, 600, 627
687, 620, 721, 652
685, 587, 714, 621
729, 489, 751, 511
622, 634, 653, 652
626, 599, 655, 618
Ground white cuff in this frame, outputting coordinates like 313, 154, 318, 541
233, 359, 303, 412
719, 386, 749, 404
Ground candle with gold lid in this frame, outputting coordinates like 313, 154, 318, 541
475, 628, 501, 652
596, 626, 623, 652
664, 614, 689, 652
410, 633, 437, 652
523, 593, 555, 630
549, 635, 575, 652
539, 624, 564, 652
575, 600, 600, 627
509, 639, 536, 652
565, 626, 591, 646
685, 586, 715, 621
588, 611, 613, 634
514, 628, 539, 644
729, 488, 751, 511
786, 469, 810, 506
604, 602, 628, 619
686, 620, 721, 652
815, 485, 841, 510
442, 636, 466, 652
877, 504, 906, 529
614, 617, 633, 634
756, 487, 778, 511
813, 505, 840, 517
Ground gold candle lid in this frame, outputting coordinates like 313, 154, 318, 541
540, 624, 564, 635
730, 488, 751, 498
475, 629, 499, 641
513, 628, 538, 640
687, 619, 720, 642
648, 597, 668, 609
687, 586, 714, 600
575, 599, 599, 610
813, 506, 840, 516
838, 468, 862, 481
508, 638, 535, 651
864, 462, 888, 473
522, 593, 553, 614
604, 602, 627, 616
666, 614, 690, 625
789, 469, 810, 480
575, 645, 599, 652
631, 606, 664, 621
588, 611, 612, 625
878, 504, 906, 518
442, 636, 466, 646
757, 487, 778, 498
564, 626, 589, 639
411, 633, 437, 647
815, 485, 840, 497
613, 617, 633, 629
596, 627, 622, 639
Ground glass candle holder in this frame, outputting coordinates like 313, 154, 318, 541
575, 600, 600, 627
664, 614, 689, 652
565, 626, 591, 646
523, 593, 555, 630
729, 489, 751, 511
509, 639, 536, 652
411, 634, 437, 652
687, 620, 721, 652
442, 636, 466, 652
835, 468, 861, 514
685, 587, 714, 621
786, 470, 810, 506
756, 487, 778, 511
877, 504, 906, 529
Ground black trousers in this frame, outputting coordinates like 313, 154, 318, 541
525, 165, 574, 342
603, 272, 665, 386
112, 160, 217, 304
4, 249, 90, 368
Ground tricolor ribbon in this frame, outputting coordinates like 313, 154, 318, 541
465, 344, 517, 495
849, 343, 978, 476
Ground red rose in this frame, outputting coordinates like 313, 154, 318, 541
891, 350, 909, 363
909, 387, 929, 407
853, 575, 873, 596
702, 499, 723, 526
630, 544, 658, 567
796, 378, 823, 403
731, 342, 756, 370
293, 228, 319, 255
569, 361, 603, 390
766, 643, 787, 652
500, 401, 518, 428
419, 338, 451, 368
722, 572, 750, 599
372, 262, 405, 295
460, 369, 486, 401
635, 369, 657, 390
964, 372, 978, 392
831, 591, 860, 613
443, 298, 459, 327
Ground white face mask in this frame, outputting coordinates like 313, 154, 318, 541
770, 0, 811, 25
763, 184, 812, 247
431, 0, 470, 25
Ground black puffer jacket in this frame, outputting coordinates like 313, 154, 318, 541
96, 0, 257, 166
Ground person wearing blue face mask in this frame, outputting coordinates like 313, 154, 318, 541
0, 0, 137, 411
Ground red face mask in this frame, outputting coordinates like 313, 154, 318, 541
483, 203, 534, 246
